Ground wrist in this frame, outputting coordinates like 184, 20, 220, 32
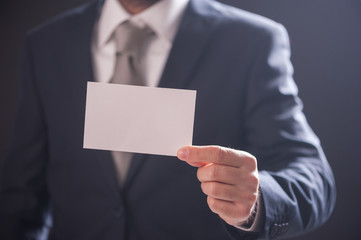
235, 187, 264, 232
240, 197, 258, 228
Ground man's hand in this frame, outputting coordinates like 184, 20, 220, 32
177, 145, 259, 227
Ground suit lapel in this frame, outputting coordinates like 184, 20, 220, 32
158, 0, 221, 89
67, 0, 122, 195
65, 0, 103, 83
123, 0, 221, 190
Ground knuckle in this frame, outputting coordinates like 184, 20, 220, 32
247, 193, 258, 203
208, 182, 218, 196
246, 155, 257, 170
207, 197, 218, 211
207, 196, 212, 206
215, 146, 224, 162
192, 147, 200, 160
196, 168, 203, 181
201, 182, 207, 193
249, 174, 259, 187
209, 165, 218, 180
202, 182, 218, 197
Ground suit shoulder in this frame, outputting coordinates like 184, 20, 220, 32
26, 0, 99, 41
206, 0, 286, 39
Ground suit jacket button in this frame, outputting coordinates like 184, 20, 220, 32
270, 223, 289, 239
280, 222, 289, 234
269, 224, 281, 239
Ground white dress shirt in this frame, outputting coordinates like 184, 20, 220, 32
92, 0, 189, 86
91, 0, 189, 185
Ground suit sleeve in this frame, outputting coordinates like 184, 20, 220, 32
243, 24, 336, 239
0, 33, 51, 240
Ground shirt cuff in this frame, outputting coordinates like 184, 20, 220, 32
234, 188, 265, 232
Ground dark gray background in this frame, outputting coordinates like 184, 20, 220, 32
0, 0, 360, 239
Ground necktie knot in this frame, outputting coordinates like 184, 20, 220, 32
114, 20, 155, 56
111, 20, 155, 86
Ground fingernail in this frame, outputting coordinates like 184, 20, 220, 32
177, 148, 189, 160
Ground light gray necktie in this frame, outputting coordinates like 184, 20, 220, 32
111, 20, 155, 187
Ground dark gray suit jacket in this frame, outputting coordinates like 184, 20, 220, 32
0, 0, 336, 239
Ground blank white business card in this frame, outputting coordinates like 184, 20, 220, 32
83, 82, 196, 156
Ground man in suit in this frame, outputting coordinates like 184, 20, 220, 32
0, 0, 336, 239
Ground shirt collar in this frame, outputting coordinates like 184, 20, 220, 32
97, 0, 189, 48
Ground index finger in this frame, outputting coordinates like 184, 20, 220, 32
177, 145, 252, 168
